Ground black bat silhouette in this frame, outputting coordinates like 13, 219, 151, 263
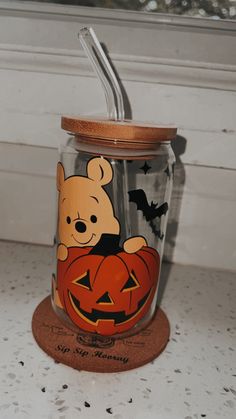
149, 220, 164, 240
128, 189, 168, 239
128, 189, 168, 221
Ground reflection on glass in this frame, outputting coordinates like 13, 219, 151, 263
27, 0, 236, 20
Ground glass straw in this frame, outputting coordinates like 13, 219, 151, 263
78, 27, 131, 237
79, 27, 124, 121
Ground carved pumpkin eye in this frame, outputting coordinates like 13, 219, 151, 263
73, 271, 91, 290
121, 270, 140, 292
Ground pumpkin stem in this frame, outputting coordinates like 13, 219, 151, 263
89, 233, 121, 256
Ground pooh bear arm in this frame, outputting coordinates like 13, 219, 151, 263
123, 236, 147, 254
57, 244, 92, 262
57, 243, 68, 261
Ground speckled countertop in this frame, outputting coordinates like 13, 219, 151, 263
0, 241, 235, 419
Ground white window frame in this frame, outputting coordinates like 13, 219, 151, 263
0, 0, 235, 91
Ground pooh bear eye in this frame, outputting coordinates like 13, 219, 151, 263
66, 216, 71, 224
90, 215, 97, 223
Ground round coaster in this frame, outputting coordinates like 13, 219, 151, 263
32, 296, 170, 373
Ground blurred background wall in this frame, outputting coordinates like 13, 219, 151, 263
0, 1, 235, 270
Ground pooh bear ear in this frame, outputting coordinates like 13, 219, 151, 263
57, 162, 65, 191
87, 157, 113, 186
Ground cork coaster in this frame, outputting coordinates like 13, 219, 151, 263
32, 296, 170, 373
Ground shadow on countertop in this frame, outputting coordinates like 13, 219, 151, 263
157, 134, 187, 306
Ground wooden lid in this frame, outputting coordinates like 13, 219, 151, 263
61, 116, 177, 146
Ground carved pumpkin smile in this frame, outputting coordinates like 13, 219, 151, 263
68, 289, 151, 325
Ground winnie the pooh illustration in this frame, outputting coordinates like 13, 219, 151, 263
52, 157, 160, 335
56, 157, 147, 261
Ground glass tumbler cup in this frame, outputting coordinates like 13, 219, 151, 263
52, 117, 176, 337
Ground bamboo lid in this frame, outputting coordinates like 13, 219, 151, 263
61, 117, 177, 147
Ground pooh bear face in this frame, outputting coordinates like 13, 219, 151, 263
57, 157, 120, 248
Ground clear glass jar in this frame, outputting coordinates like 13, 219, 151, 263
52, 118, 176, 337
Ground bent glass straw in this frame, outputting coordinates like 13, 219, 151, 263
78, 27, 131, 237
78, 27, 125, 121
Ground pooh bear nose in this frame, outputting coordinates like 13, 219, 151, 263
75, 221, 87, 233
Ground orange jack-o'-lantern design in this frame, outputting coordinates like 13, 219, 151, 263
55, 156, 161, 335
57, 242, 160, 335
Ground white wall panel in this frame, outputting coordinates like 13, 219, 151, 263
1, 2, 235, 68
0, 143, 58, 245
126, 81, 236, 133
0, 70, 236, 170
177, 130, 236, 170
0, 3, 235, 268
165, 165, 236, 270
0, 172, 56, 246
0, 69, 106, 147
